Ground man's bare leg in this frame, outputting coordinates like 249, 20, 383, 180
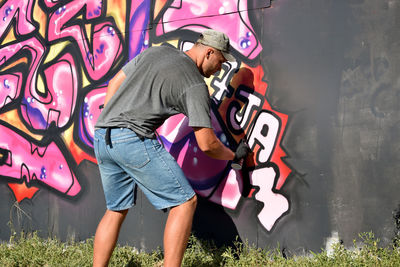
163, 195, 197, 267
93, 209, 128, 267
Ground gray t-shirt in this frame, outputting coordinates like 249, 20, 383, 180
95, 45, 212, 138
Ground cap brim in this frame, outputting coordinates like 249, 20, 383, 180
221, 51, 236, 62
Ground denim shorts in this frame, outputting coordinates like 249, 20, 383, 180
93, 128, 195, 211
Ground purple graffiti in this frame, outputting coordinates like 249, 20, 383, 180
156, 0, 262, 59
128, 0, 150, 60
0, 124, 81, 196
159, 114, 227, 189
79, 86, 106, 147
158, 111, 243, 208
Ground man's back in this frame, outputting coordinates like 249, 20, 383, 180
96, 45, 211, 138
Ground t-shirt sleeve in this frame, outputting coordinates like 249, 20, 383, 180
184, 84, 212, 128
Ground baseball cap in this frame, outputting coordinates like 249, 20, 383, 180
197, 29, 236, 62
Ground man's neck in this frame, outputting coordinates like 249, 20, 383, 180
185, 48, 205, 76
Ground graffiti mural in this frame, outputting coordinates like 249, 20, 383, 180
0, 0, 291, 233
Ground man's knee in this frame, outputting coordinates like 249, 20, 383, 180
172, 195, 197, 212
187, 194, 197, 209
104, 208, 129, 221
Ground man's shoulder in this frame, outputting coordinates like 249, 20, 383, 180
147, 45, 179, 55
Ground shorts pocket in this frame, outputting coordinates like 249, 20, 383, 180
93, 138, 103, 164
113, 137, 150, 169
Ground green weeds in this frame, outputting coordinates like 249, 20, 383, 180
0, 232, 399, 266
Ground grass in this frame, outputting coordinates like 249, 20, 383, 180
0, 232, 399, 266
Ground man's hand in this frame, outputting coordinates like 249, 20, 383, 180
234, 139, 251, 161
232, 139, 251, 170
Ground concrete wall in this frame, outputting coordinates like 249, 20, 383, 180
0, 0, 399, 253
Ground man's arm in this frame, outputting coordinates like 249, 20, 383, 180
103, 70, 126, 108
193, 127, 235, 161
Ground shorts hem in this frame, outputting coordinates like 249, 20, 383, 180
107, 203, 135, 211
155, 192, 196, 210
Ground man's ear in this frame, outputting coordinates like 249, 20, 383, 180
206, 48, 213, 59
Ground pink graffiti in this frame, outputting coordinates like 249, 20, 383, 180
42, 0, 61, 9
0, 38, 45, 93
46, 0, 123, 81
156, 0, 262, 59
42, 0, 103, 20
0, 72, 23, 109
21, 52, 78, 130
0, 124, 81, 196
0, 37, 48, 123
0, 0, 36, 36
208, 169, 243, 209
80, 86, 106, 147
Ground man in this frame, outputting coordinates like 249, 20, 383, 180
92, 29, 250, 267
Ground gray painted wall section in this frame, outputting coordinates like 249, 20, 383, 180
260, 0, 400, 251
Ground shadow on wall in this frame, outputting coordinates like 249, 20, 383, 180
192, 196, 242, 247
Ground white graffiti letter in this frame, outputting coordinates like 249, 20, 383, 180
248, 111, 280, 164
250, 167, 288, 231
